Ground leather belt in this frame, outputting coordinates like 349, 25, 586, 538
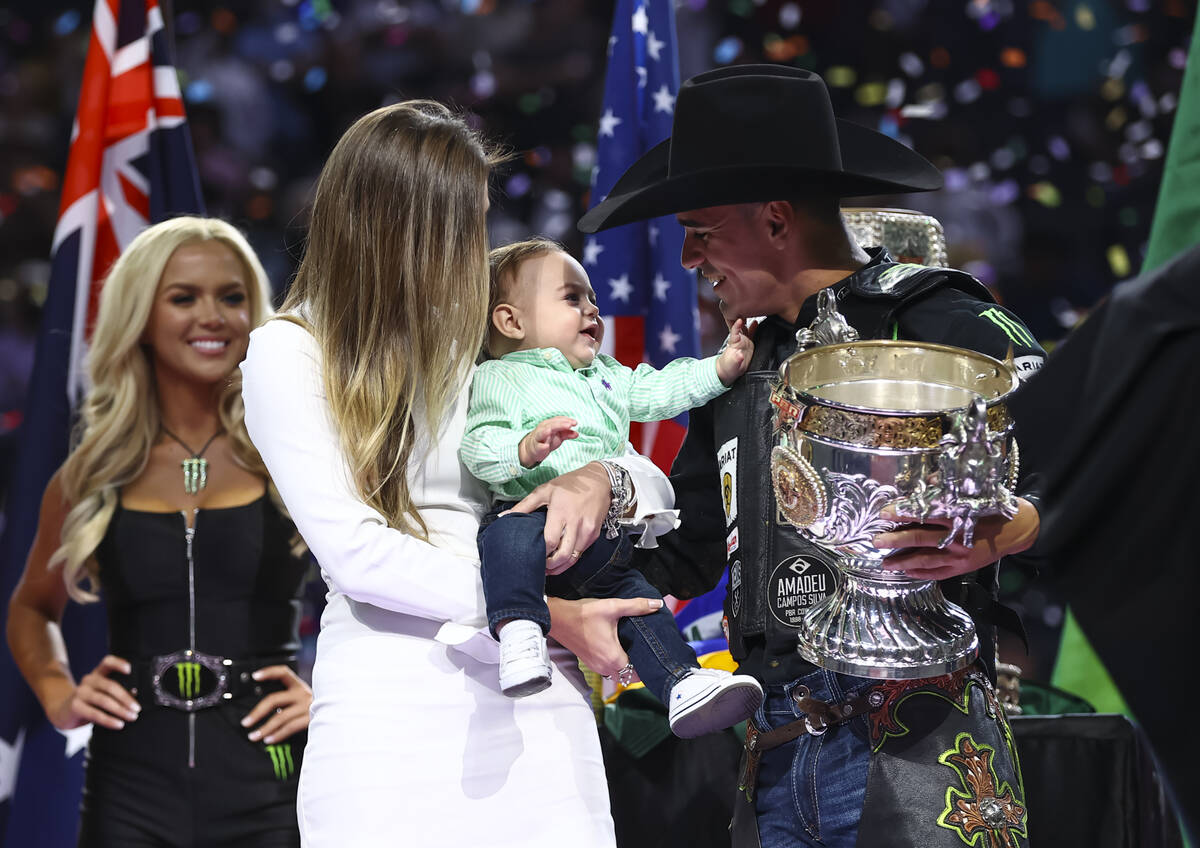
119, 651, 295, 712
738, 684, 881, 800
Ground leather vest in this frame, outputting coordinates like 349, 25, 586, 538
715, 259, 1003, 664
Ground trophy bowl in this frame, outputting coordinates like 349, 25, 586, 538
771, 339, 1020, 679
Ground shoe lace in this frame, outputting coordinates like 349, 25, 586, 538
503, 627, 544, 661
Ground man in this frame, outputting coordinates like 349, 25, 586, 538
579, 65, 1044, 848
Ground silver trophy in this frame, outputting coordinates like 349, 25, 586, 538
770, 290, 1020, 679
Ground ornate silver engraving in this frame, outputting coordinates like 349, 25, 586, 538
808, 471, 899, 551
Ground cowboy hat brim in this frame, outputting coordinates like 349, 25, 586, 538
579, 119, 943, 233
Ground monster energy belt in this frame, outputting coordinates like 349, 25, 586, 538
120, 651, 296, 712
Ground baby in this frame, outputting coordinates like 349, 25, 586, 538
459, 238, 761, 738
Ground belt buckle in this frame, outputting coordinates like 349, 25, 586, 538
151, 649, 231, 711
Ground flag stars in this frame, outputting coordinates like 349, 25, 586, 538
631, 4, 649, 34
583, 238, 605, 265
636, 66, 648, 88
608, 35, 617, 57
598, 108, 623, 137
653, 273, 672, 301
652, 84, 676, 114
649, 224, 659, 246
609, 274, 633, 302
659, 324, 682, 354
647, 30, 665, 61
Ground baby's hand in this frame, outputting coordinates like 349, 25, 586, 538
519, 416, 579, 468
716, 319, 755, 386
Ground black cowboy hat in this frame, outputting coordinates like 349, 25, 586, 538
578, 65, 943, 233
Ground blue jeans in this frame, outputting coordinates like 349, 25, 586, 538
753, 667, 874, 848
478, 504, 697, 704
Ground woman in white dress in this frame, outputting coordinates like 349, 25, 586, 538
240, 100, 674, 847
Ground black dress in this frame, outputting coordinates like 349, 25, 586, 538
77, 494, 309, 848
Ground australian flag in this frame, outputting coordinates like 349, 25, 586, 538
0, 0, 203, 843
586, 0, 697, 472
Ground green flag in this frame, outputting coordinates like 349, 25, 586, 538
1049, 11, 1200, 719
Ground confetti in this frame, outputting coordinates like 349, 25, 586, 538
779, 3, 801, 28
1029, 182, 1062, 207
826, 66, 856, 87
898, 52, 924, 77
999, 47, 1026, 68
1106, 245, 1131, 277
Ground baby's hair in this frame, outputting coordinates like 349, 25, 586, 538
488, 236, 566, 314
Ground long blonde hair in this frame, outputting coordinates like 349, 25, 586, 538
55, 216, 276, 602
281, 100, 503, 539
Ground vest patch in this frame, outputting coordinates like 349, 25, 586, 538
768, 555, 838, 627
730, 560, 743, 619
726, 526, 739, 557
718, 436, 738, 526
1013, 355, 1043, 381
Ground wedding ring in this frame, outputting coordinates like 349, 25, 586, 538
570, 550, 581, 559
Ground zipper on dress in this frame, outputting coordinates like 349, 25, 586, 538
183, 509, 198, 769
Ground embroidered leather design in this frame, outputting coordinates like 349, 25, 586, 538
867, 667, 996, 751
937, 733, 1028, 847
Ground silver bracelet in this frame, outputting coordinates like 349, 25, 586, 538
597, 460, 634, 540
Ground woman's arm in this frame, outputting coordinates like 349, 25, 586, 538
6, 473, 138, 730
240, 321, 485, 625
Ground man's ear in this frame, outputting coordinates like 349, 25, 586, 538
492, 304, 525, 341
763, 200, 793, 245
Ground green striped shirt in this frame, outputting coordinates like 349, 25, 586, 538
460, 347, 727, 500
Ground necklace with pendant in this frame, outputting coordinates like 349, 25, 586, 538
161, 427, 222, 495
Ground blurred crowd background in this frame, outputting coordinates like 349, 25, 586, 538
0, 0, 1195, 684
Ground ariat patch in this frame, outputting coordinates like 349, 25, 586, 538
1012, 355, 1043, 382
767, 555, 837, 627
937, 733, 1028, 846
718, 437, 738, 526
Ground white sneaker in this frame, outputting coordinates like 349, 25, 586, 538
667, 668, 763, 738
498, 620, 552, 697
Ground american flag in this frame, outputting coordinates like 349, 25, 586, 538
0, 0, 203, 841
587, 0, 698, 472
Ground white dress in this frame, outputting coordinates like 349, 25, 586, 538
240, 320, 673, 848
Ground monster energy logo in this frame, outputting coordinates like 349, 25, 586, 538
265, 743, 295, 780
979, 308, 1036, 347
175, 661, 202, 699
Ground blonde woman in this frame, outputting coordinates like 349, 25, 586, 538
7, 217, 312, 847
240, 100, 674, 847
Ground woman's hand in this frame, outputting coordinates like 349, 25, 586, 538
241, 665, 312, 744
874, 497, 1040, 582
505, 461, 614, 575
46, 654, 139, 731
547, 596, 663, 679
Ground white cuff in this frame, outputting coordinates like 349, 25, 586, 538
621, 509, 681, 549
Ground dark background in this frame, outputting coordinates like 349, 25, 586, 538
1, 0, 1195, 684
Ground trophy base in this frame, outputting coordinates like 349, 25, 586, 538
796, 571, 979, 680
